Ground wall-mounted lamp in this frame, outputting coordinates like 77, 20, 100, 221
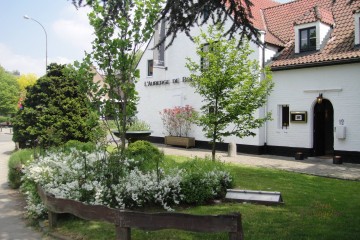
317, 93, 323, 104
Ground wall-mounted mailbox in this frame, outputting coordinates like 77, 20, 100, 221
290, 111, 307, 123
336, 125, 346, 139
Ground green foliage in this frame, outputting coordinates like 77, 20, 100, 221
0, 116, 12, 123
77, 0, 164, 152
127, 119, 151, 131
0, 65, 20, 115
186, 25, 274, 160
178, 157, 232, 204
8, 149, 33, 189
12, 63, 102, 148
47, 162, 360, 240
125, 141, 163, 172
63, 140, 97, 153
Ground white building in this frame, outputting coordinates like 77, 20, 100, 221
136, 0, 360, 163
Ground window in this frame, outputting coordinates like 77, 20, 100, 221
200, 43, 210, 71
147, 60, 153, 76
202, 5, 210, 21
354, 13, 360, 46
358, 17, 360, 45
278, 105, 289, 129
300, 27, 316, 52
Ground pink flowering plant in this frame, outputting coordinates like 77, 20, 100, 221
160, 105, 198, 137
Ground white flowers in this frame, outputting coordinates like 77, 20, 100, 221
22, 147, 232, 219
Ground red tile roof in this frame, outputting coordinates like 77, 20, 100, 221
238, 0, 280, 31
262, 0, 360, 69
294, 6, 334, 26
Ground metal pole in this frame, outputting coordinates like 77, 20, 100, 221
23, 15, 48, 72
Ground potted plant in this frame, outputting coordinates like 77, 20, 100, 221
112, 119, 152, 144
160, 105, 197, 148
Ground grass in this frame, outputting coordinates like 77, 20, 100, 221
48, 158, 360, 240
8, 149, 34, 188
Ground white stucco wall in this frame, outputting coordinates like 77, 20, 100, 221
264, 44, 278, 64
136, 20, 265, 146
267, 63, 360, 152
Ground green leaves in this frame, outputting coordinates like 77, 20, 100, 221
12, 63, 101, 148
186, 25, 273, 160
80, 0, 164, 152
0, 65, 19, 115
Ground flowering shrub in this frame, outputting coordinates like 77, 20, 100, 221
22, 148, 183, 218
179, 157, 233, 204
160, 105, 197, 137
21, 146, 232, 219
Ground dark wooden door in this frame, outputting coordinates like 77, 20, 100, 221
313, 99, 334, 156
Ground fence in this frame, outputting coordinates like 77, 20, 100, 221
37, 186, 244, 240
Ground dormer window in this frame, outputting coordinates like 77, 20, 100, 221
300, 27, 316, 52
294, 6, 334, 54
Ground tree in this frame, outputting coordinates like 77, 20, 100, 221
76, 0, 164, 153
0, 65, 19, 115
71, 0, 258, 47
17, 73, 38, 99
12, 63, 101, 148
186, 26, 273, 160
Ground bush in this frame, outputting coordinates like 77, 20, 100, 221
21, 146, 233, 219
22, 148, 182, 218
127, 119, 151, 131
0, 116, 12, 124
179, 157, 233, 205
63, 140, 97, 153
125, 141, 164, 172
8, 149, 33, 189
12, 63, 102, 148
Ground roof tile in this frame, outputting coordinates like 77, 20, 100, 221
263, 0, 360, 69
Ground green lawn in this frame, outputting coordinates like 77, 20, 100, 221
50, 160, 360, 240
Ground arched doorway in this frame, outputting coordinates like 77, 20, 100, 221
313, 98, 334, 156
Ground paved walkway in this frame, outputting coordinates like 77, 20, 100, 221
0, 128, 44, 240
157, 144, 360, 181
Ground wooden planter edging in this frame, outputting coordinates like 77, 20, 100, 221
37, 186, 244, 240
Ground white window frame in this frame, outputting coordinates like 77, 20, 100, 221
147, 59, 153, 77
294, 21, 330, 53
299, 27, 317, 52
278, 104, 289, 129
355, 13, 360, 46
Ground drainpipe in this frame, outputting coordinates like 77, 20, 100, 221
258, 30, 268, 152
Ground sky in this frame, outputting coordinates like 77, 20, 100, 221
0, 0, 292, 77
0, 0, 92, 77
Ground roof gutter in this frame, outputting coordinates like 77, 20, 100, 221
270, 57, 360, 71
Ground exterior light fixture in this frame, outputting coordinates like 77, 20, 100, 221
317, 93, 323, 104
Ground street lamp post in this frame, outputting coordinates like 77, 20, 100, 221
23, 15, 48, 72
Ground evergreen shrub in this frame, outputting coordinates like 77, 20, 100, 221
12, 63, 102, 148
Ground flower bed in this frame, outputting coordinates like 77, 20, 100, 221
21, 145, 232, 219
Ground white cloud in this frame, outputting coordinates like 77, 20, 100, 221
52, 5, 93, 52
0, 44, 79, 77
0, 43, 45, 76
